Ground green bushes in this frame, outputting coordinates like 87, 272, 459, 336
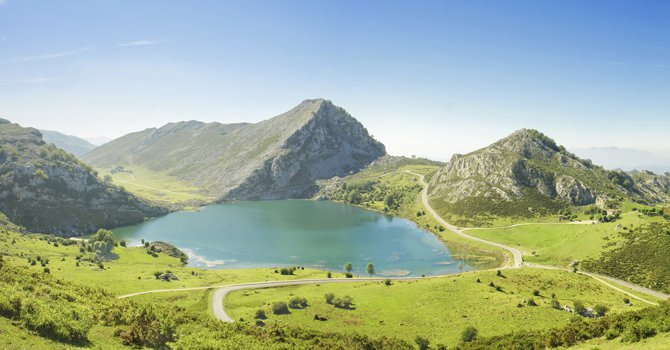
456, 301, 670, 349
21, 298, 92, 343
272, 302, 290, 315
289, 297, 309, 309
583, 223, 670, 293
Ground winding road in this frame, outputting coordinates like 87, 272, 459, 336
119, 169, 669, 322
404, 170, 524, 268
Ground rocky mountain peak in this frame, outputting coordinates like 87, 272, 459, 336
0, 118, 11, 125
491, 129, 564, 158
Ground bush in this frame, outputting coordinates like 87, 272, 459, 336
21, 298, 93, 343
384, 279, 392, 286
415, 336, 430, 350
333, 296, 353, 309
551, 299, 561, 310
288, 297, 308, 309
325, 293, 335, 305
622, 320, 657, 342
254, 309, 267, 320
573, 301, 586, 316
272, 302, 290, 315
527, 298, 537, 306
594, 304, 609, 317
461, 326, 478, 342
532, 289, 540, 296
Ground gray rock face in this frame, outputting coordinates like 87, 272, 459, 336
0, 121, 166, 236
84, 99, 386, 200
429, 129, 615, 210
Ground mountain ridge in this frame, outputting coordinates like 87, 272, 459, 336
83, 99, 386, 199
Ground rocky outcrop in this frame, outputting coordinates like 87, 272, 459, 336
84, 99, 386, 200
0, 121, 166, 236
426, 129, 663, 216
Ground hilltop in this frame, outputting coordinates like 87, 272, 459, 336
0, 120, 166, 236
428, 129, 670, 222
83, 99, 386, 200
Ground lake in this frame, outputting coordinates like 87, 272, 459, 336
114, 200, 500, 276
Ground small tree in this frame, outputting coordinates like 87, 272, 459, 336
289, 297, 308, 309
255, 309, 267, 320
551, 299, 561, 309
415, 336, 430, 350
344, 262, 353, 274
532, 289, 540, 297
366, 263, 375, 277
325, 293, 335, 305
461, 326, 478, 342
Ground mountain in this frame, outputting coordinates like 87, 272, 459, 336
0, 118, 167, 236
571, 147, 670, 173
40, 129, 97, 156
428, 129, 670, 219
83, 99, 386, 199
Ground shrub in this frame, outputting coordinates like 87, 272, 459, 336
415, 336, 430, 350
532, 289, 540, 296
254, 309, 267, 320
325, 293, 335, 305
384, 279, 392, 286
461, 326, 478, 342
333, 296, 353, 309
622, 320, 656, 342
272, 302, 289, 315
594, 304, 609, 317
527, 298, 537, 306
21, 298, 93, 343
551, 299, 561, 310
573, 301, 586, 316
288, 297, 308, 309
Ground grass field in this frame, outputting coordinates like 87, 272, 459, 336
226, 268, 647, 348
0, 229, 329, 296
97, 166, 213, 206
572, 332, 670, 350
464, 208, 666, 267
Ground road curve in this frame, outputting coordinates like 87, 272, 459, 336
404, 170, 524, 268
211, 278, 417, 322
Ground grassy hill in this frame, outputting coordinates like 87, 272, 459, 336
427, 129, 670, 227
83, 99, 386, 200
40, 129, 97, 157
0, 119, 166, 236
226, 268, 653, 348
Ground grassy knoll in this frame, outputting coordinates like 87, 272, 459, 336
464, 207, 666, 267
226, 268, 645, 348
97, 166, 213, 207
0, 228, 328, 296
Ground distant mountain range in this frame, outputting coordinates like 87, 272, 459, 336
571, 147, 670, 174
40, 129, 97, 157
0, 118, 166, 236
428, 129, 670, 220
83, 99, 386, 199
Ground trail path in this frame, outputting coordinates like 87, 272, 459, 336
403, 170, 524, 268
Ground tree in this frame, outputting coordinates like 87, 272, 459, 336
415, 336, 430, 350
461, 326, 478, 342
384, 195, 395, 209
366, 263, 375, 277
344, 262, 353, 274
91, 229, 115, 256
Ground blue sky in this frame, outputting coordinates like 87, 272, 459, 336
0, 0, 668, 160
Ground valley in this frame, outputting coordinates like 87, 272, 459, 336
1, 104, 669, 349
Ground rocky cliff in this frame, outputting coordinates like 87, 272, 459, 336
83, 99, 386, 199
0, 119, 167, 236
428, 129, 670, 217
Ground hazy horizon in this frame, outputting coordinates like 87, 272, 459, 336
1, 0, 668, 161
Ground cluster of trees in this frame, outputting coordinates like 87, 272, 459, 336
90, 229, 116, 257
335, 180, 420, 213
583, 222, 670, 293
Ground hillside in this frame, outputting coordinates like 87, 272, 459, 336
40, 130, 97, 157
0, 119, 166, 236
428, 129, 670, 222
83, 99, 386, 200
